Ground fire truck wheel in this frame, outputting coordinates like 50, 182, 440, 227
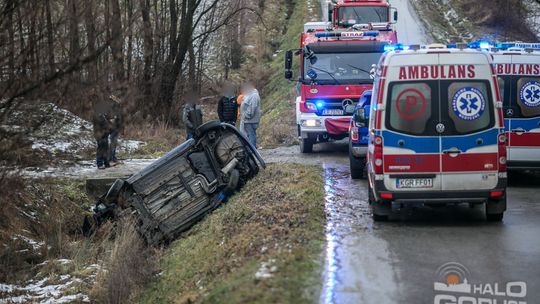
300, 137, 314, 153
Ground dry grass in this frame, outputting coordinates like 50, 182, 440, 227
139, 164, 325, 304
90, 216, 159, 304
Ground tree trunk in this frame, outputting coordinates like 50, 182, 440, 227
126, 0, 134, 80
84, 1, 98, 82
140, 0, 154, 107
110, 0, 124, 82
67, 0, 80, 81
45, 0, 55, 75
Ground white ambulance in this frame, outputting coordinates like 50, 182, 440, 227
492, 44, 540, 170
366, 44, 507, 221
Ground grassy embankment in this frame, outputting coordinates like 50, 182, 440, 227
139, 164, 325, 304
257, 0, 321, 148
410, 0, 537, 43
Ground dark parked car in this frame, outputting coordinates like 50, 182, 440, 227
348, 90, 372, 179
88, 121, 265, 245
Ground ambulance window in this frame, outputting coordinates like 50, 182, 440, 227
446, 82, 493, 134
497, 77, 505, 103
387, 82, 432, 135
516, 78, 540, 118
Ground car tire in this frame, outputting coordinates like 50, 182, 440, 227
350, 154, 365, 180
300, 137, 314, 153
368, 182, 389, 221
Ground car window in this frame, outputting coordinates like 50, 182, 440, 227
516, 77, 540, 118
446, 82, 493, 134
387, 82, 433, 135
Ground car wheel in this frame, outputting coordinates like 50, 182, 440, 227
368, 182, 389, 221
300, 137, 313, 153
349, 153, 365, 180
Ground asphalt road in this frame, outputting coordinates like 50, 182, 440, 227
294, 141, 540, 304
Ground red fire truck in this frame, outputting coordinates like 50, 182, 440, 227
326, 0, 398, 31
284, 22, 397, 153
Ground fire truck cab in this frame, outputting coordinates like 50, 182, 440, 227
284, 23, 396, 153
327, 0, 398, 32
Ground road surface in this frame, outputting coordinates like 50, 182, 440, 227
389, 0, 430, 45
290, 142, 540, 303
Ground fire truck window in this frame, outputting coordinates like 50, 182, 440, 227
304, 53, 383, 83
447, 82, 493, 134
387, 82, 432, 135
339, 6, 389, 27
516, 77, 540, 118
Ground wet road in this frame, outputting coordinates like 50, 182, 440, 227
282, 141, 540, 304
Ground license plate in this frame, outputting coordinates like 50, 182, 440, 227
322, 109, 344, 116
396, 178, 433, 189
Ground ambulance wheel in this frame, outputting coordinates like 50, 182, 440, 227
486, 213, 503, 222
486, 196, 506, 222
349, 155, 365, 179
300, 138, 314, 153
369, 183, 389, 221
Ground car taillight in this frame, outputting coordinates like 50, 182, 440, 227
498, 133, 507, 172
351, 127, 359, 142
490, 191, 504, 198
373, 135, 383, 174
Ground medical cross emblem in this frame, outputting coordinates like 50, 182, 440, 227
520, 81, 540, 107
452, 87, 486, 121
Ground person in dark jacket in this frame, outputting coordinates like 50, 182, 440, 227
182, 91, 203, 140
92, 92, 114, 169
108, 95, 124, 166
217, 84, 238, 125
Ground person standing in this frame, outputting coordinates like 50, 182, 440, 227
92, 92, 113, 169
182, 91, 203, 140
217, 84, 238, 125
108, 95, 124, 166
239, 83, 261, 147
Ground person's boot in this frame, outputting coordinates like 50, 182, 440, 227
97, 164, 106, 170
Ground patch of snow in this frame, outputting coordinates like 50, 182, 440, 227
254, 259, 277, 280
1, 102, 145, 158
524, 0, 540, 39
0, 276, 89, 304
12, 235, 44, 251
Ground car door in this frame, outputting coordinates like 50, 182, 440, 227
382, 80, 442, 192
507, 74, 540, 164
438, 79, 499, 191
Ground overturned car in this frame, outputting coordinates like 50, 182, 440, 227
88, 121, 265, 245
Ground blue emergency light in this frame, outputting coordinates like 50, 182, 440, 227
496, 42, 540, 50
315, 100, 325, 108
383, 43, 409, 52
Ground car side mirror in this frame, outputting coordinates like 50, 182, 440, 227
354, 108, 368, 126
285, 70, 293, 80
345, 105, 356, 114
285, 50, 293, 70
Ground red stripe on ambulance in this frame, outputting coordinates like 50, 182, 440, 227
494, 63, 540, 76
383, 154, 440, 173
442, 153, 498, 172
398, 65, 476, 80
509, 133, 540, 147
